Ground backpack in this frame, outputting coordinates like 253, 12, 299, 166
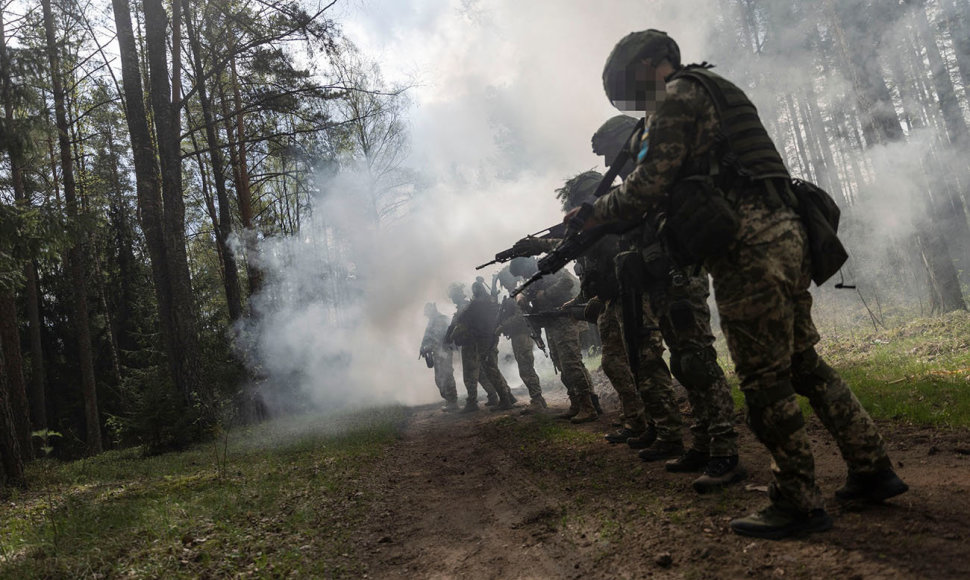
789, 179, 848, 285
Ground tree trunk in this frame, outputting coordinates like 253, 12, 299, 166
0, 9, 36, 455
184, 3, 242, 322
24, 262, 46, 432
0, 342, 25, 491
229, 56, 263, 297
42, 0, 102, 455
917, 226, 967, 313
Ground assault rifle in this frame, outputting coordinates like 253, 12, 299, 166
523, 303, 588, 325
476, 223, 567, 270
507, 118, 646, 298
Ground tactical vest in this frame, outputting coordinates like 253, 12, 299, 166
670, 65, 790, 183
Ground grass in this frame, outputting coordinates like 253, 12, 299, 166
0, 406, 409, 579
716, 310, 970, 428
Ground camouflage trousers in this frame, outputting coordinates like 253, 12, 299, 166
652, 269, 738, 457
509, 331, 543, 399
597, 300, 647, 432
432, 347, 458, 403
545, 318, 595, 407
708, 219, 890, 513
460, 339, 512, 404
626, 293, 683, 444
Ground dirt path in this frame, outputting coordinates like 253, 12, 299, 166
355, 385, 970, 579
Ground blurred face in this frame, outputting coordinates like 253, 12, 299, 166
605, 59, 668, 115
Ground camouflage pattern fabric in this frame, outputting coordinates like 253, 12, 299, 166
652, 268, 737, 457
597, 300, 647, 432
708, 218, 889, 512
422, 311, 458, 403
510, 332, 543, 399
629, 293, 683, 443
460, 338, 513, 404
545, 317, 595, 406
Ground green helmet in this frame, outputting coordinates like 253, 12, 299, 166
508, 256, 538, 278
591, 115, 639, 160
603, 29, 680, 112
471, 280, 488, 299
555, 171, 603, 211
496, 266, 518, 291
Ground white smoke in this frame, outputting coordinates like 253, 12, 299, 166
245, 0, 966, 411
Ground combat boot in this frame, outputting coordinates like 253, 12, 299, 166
494, 391, 516, 411
529, 395, 548, 409
835, 468, 908, 503
570, 406, 598, 424
692, 455, 746, 493
626, 425, 657, 449
665, 448, 709, 473
638, 439, 684, 462
441, 400, 460, 412
590, 392, 604, 415
730, 505, 833, 540
459, 400, 479, 414
605, 427, 643, 444
485, 393, 499, 407
557, 399, 581, 420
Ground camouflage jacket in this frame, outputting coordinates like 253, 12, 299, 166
421, 312, 451, 353
592, 74, 799, 246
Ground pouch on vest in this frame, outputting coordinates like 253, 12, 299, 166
789, 179, 848, 285
665, 176, 740, 264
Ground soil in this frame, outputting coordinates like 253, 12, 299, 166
354, 378, 970, 579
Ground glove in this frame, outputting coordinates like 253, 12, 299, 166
512, 236, 547, 256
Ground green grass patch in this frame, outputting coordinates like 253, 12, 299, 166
0, 406, 409, 579
718, 310, 970, 428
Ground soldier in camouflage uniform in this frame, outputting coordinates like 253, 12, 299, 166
541, 172, 683, 451
577, 30, 907, 539
592, 116, 743, 491
447, 282, 500, 406
495, 266, 547, 409
421, 302, 459, 411
509, 257, 598, 423
450, 280, 517, 412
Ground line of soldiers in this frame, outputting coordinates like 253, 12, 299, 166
449, 29, 907, 540
421, 263, 603, 422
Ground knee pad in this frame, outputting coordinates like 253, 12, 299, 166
671, 346, 722, 388
743, 381, 804, 443
792, 347, 841, 402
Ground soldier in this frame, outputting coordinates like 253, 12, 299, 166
447, 282, 500, 406
450, 280, 517, 412
509, 256, 599, 424
495, 266, 547, 409
592, 115, 744, 492
574, 29, 907, 538
420, 302, 459, 411
549, 172, 684, 458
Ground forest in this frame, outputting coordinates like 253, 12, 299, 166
0, 0, 968, 514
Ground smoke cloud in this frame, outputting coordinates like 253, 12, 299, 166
244, 0, 966, 412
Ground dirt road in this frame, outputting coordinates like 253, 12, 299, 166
355, 384, 970, 579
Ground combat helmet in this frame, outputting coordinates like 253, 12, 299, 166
602, 29, 681, 113
471, 280, 488, 299
447, 282, 467, 305
591, 115, 639, 161
555, 171, 603, 211
508, 256, 538, 278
